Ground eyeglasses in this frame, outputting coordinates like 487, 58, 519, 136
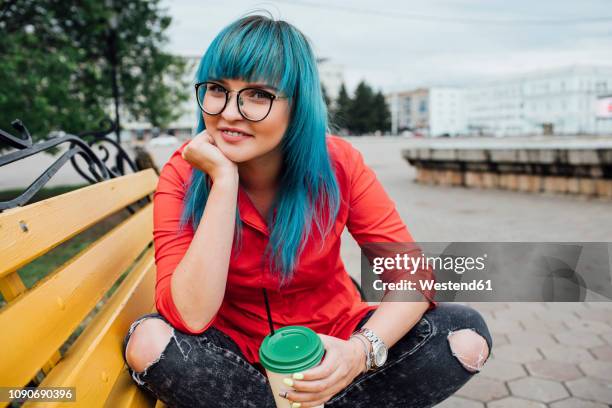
195, 81, 287, 122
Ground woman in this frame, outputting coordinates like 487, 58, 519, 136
122, 14, 492, 408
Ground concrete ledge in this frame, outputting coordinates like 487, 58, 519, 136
402, 146, 612, 199
412, 168, 612, 198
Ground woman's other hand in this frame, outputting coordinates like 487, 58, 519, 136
181, 130, 238, 182
279, 334, 366, 407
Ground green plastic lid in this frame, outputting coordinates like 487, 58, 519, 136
259, 326, 325, 374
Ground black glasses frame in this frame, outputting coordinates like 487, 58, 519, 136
194, 81, 285, 122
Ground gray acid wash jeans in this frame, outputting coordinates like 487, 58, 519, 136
122, 303, 492, 407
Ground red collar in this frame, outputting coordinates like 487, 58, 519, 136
237, 186, 270, 237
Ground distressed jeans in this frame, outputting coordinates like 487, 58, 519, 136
122, 303, 492, 408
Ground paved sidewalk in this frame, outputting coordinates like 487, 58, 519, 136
438, 302, 612, 407
341, 137, 612, 407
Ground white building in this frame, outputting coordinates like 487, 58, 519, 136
388, 65, 612, 137
317, 58, 344, 103
429, 88, 468, 137
465, 79, 524, 136
524, 65, 612, 136
467, 65, 612, 136
386, 88, 467, 137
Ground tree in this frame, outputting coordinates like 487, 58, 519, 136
321, 84, 331, 109
331, 82, 351, 133
0, 0, 189, 145
347, 81, 375, 135
372, 90, 391, 133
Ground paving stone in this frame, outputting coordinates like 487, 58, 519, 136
494, 309, 537, 322
467, 302, 509, 312
569, 320, 612, 334
508, 377, 569, 403
455, 376, 508, 402
520, 318, 568, 333
600, 332, 612, 345
487, 397, 547, 408
544, 303, 589, 313
575, 309, 612, 325
533, 310, 581, 323
539, 344, 596, 364
434, 396, 484, 408
490, 332, 509, 347
480, 357, 527, 381
510, 303, 550, 313
589, 344, 612, 362
485, 318, 524, 335
506, 332, 558, 347
565, 377, 612, 405
584, 302, 612, 310
554, 331, 605, 348
525, 360, 583, 381
475, 310, 496, 321
579, 361, 612, 382
550, 397, 609, 408
492, 344, 542, 364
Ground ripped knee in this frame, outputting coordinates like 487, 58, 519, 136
125, 317, 174, 374
447, 328, 489, 373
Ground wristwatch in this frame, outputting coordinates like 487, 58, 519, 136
352, 328, 388, 371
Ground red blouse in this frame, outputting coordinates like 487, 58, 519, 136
153, 135, 435, 365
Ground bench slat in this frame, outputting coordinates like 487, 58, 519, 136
24, 247, 157, 407
0, 271, 27, 301
0, 203, 153, 388
103, 365, 158, 408
0, 169, 158, 278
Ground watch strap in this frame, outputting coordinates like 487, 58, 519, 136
349, 333, 371, 372
356, 328, 387, 368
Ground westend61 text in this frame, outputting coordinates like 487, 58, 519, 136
373, 279, 493, 292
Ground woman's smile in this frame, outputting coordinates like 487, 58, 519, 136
218, 127, 254, 143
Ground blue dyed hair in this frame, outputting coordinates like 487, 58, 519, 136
179, 15, 340, 286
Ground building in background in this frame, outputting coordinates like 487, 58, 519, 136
465, 78, 524, 137
467, 65, 612, 136
317, 58, 344, 105
388, 65, 612, 137
523, 65, 612, 136
430, 88, 468, 137
386, 88, 466, 137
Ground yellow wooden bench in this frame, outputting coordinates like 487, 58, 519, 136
0, 169, 167, 407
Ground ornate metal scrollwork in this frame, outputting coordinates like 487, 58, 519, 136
0, 119, 149, 212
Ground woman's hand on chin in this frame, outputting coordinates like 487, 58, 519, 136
181, 130, 238, 182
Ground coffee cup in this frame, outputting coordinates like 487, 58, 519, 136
259, 326, 325, 408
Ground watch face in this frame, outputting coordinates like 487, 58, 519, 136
374, 345, 388, 367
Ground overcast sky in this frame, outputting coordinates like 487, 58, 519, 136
162, 0, 612, 93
